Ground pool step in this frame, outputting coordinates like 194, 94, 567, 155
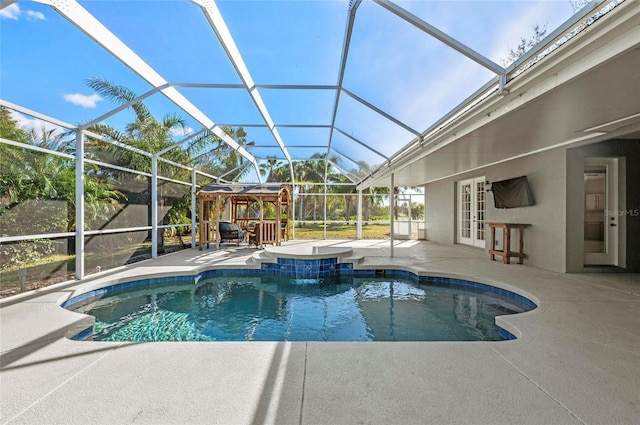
340, 255, 364, 265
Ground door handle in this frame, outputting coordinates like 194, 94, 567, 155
610, 223, 617, 227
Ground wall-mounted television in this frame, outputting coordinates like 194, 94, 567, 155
491, 176, 535, 208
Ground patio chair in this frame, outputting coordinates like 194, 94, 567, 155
249, 222, 277, 248
218, 222, 247, 245
248, 224, 260, 248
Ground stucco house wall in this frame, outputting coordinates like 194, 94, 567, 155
425, 138, 640, 274
425, 148, 567, 273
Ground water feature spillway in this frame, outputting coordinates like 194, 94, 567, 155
256, 245, 357, 283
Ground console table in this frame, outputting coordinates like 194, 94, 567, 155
488, 222, 529, 264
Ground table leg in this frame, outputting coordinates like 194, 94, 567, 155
490, 226, 496, 261
519, 226, 524, 264
504, 226, 510, 264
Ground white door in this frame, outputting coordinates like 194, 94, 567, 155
458, 177, 486, 248
584, 158, 619, 266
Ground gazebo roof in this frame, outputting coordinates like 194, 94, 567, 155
197, 183, 290, 202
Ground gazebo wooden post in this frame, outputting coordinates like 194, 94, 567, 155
276, 191, 281, 246
203, 198, 208, 248
206, 198, 211, 248
205, 198, 209, 248
232, 197, 237, 223
259, 197, 264, 249
285, 187, 291, 241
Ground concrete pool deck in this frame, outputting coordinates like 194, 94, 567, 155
1, 240, 639, 425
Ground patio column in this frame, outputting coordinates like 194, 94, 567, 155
390, 173, 394, 258
323, 180, 327, 240
357, 190, 363, 240
75, 130, 85, 280
408, 191, 412, 240
151, 156, 158, 258
291, 185, 296, 240
423, 186, 427, 240
191, 170, 197, 248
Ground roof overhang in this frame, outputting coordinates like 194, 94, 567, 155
357, 0, 640, 189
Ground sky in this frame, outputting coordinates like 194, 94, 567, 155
1, 0, 578, 181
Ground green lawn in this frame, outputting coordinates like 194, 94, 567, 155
292, 222, 390, 239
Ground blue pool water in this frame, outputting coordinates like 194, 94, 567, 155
69, 273, 534, 342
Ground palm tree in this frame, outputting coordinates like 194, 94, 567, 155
350, 160, 388, 222
83, 77, 198, 252
84, 77, 189, 171
0, 106, 29, 144
191, 126, 255, 181
328, 173, 356, 221
259, 158, 289, 183
1, 121, 76, 230
294, 153, 329, 220
83, 78, 259, 251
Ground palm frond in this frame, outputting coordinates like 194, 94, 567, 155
85, 77, 152, 122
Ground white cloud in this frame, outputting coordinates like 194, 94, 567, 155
0, 4, 20, 20
0, 4, 45, 21
171, 126, 194, 138
487, 2, 559, 64
63, 93, 102, 108
9, 110, 62, 134
26, 10, 45, 21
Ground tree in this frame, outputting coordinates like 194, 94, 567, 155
0, 107, 29, 145
0, 114, 77, 227
84, 77, 189, 170
327, 173, 356, 221
294, 153, 326, 221
83, 78, 260, 252
350, 160, 388, 223
500, 24, 548, 67
199, 126, 255, 180
0, 107, 122, 269
259, 158, 289, 183
83, 77, 202, 252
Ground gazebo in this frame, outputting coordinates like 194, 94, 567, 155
196, 183, 292, 249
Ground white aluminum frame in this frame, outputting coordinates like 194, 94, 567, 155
1, 0, 623, 291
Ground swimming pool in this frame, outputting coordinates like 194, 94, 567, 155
64, 270, 536, 342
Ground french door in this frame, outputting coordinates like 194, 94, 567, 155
458, 177, 486, 248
